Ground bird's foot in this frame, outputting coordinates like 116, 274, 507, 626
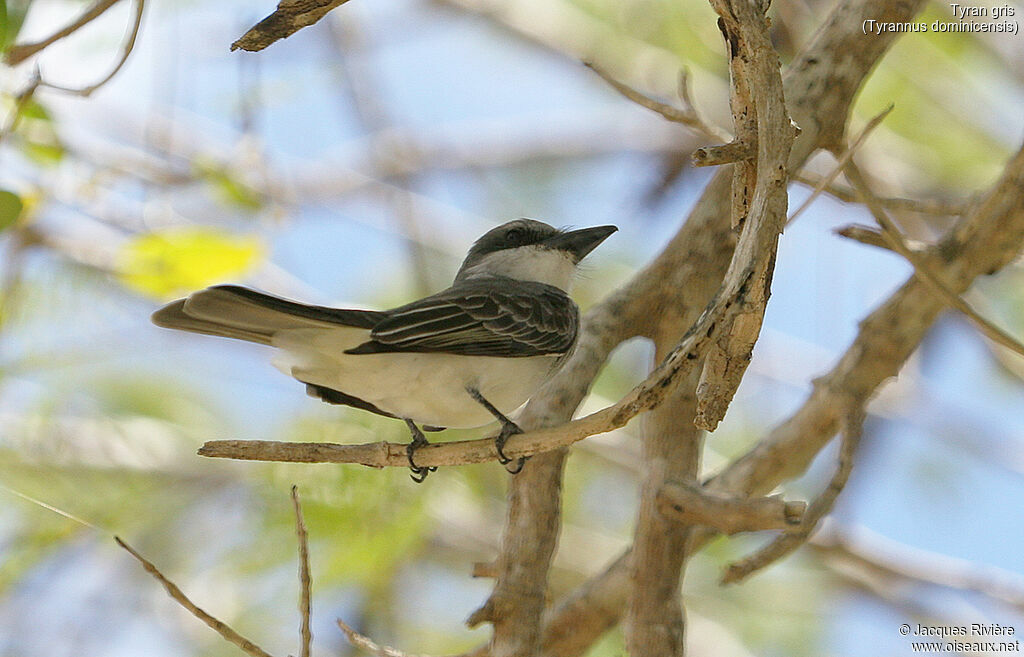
465, 386, 529, 475
495, 421, 527, 474
404, 419, 437, 483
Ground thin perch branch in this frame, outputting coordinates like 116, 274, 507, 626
114, 536, 277, 657
291, 486, 312, 657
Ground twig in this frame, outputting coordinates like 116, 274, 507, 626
40, 0, 145, 98
231, 0, 354, 52
584, 62, 731, 142
677, 67, 729, 142
786, 104, 893, 226
844, 158, 1024, 359
114, 536, 277, 657
336, 618, 478, 657
1, 483, 101, 530
691, 139, 754, 167
656, 481, 805, 534
835, 223, 930, 252
198, 411, 606, 468
721, 407, 864, 584
291, 486, 312, 657
0, 72, 42, 145
793, 174, 969, 216
3, 0, 123, 65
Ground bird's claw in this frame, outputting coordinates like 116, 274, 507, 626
464, 387, 528, 475
407, 443, 437, 483
495, 422, 527, 474
405, 419, 437, 483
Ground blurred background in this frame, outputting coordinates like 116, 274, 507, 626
2, 0, 1024, 654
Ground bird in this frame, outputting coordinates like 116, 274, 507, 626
152, 219, 617, 481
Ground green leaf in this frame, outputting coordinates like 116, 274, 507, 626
0, 189, 23, 231
116, 227, 266, 299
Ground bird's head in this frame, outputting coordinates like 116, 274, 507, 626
454, 219, 617, 290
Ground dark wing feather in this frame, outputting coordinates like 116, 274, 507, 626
345, 278, 578, 357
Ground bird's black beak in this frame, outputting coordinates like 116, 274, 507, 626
544, 225, 618, 262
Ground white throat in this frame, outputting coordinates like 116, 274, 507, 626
459, 246, 576, 290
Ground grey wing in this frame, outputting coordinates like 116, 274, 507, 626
345, 279, 578, 357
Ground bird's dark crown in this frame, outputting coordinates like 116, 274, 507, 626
454, 219, 617, 284
462, 219, 562, 262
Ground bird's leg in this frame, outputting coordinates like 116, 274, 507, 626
404, 419, 437, 483
466, 387, 527, 474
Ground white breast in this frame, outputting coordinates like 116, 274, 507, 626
271, 328, 562, 428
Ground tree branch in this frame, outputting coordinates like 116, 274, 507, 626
656, 482, 806, 534
626, 0, 794, 650
4, 0, 123, 65
711, 141, 1024, 500
535, 136, 1022, 657
336, 618, 478, 657
691, 139, 754, 167
39, 0, 146, 98
291, 486, 312, 657
525, 0, 935, 650
721, 407, 864, 584
115, 537, 277, 657
197, 371, 679, 468
231, 0, 354, 52
785, 104, 893, 226
691, 0, 794, 433
584, 62, 731, 143
793, 175, 969, 216
843, 158, 1024, 359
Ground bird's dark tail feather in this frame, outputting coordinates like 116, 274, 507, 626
152, 285, 387, 345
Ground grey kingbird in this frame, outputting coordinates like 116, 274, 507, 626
152, 219, 617, 481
